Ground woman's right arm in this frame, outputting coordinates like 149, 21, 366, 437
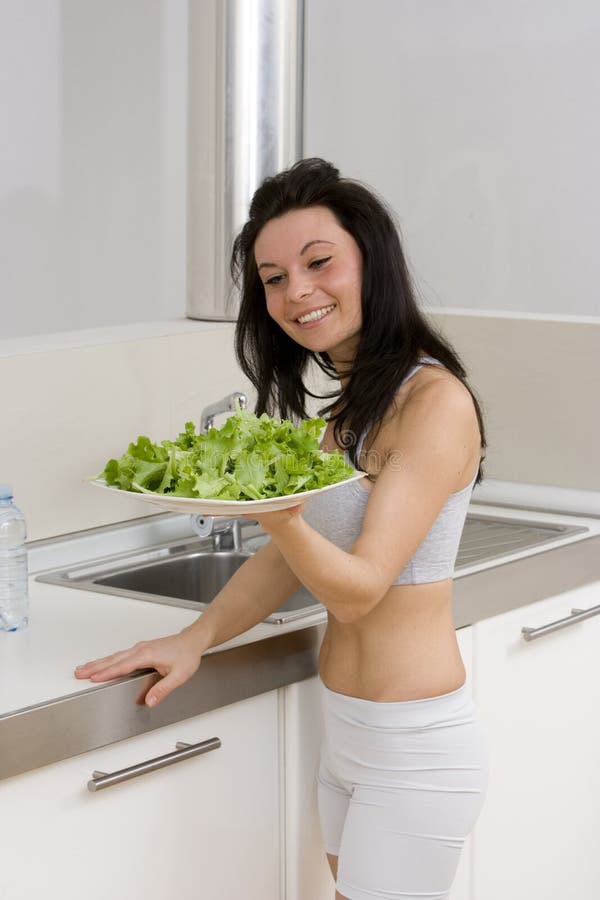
73, 538, 302, 706
183, 536, 302, 649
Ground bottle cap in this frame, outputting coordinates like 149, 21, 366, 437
0, 484, 14, 500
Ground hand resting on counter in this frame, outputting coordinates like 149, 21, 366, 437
74, 531, 310, 706
74, 630, 204, 708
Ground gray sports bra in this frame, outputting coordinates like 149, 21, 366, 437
297, 356, 478, 588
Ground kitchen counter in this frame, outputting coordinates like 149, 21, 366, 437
0, 578, 327, 716
1, 512, 599, 780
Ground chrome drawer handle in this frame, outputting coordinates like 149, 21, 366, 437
87, 737, 222, 792
521, 603, 600, 642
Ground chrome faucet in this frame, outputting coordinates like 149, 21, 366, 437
191, 514, 243, 551
192, 391, 250, 550
200, 391, 247, 433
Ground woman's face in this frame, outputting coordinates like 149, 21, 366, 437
254, 205, 363, 368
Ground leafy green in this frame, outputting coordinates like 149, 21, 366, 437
97, 401, 355, 500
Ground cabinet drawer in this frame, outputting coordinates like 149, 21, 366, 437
0, 690, 281, 900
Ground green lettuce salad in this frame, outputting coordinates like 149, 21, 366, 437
98, 403, 355, 501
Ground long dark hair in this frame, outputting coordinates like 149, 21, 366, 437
232, 158, 487, 485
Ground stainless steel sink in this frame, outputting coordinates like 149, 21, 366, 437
95, 550, 252, 605
455, 512, 588, 568
36, 512, 590, 624
35, 529, 323, 623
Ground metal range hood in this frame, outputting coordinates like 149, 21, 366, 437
187, 0, 304, 321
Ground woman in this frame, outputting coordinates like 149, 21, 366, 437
75, 158, 490, 900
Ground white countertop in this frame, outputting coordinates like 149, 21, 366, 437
0, 577, 326, 718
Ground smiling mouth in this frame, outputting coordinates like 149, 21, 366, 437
296, 304, 336, 325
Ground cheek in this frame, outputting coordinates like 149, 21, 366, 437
264, 293, 279, 318
335, 271, 362, 313
265, 293, 288, 327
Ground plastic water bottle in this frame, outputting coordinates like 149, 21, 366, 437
0, 484, 29, 632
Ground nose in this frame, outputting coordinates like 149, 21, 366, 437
287, 274, 314, 303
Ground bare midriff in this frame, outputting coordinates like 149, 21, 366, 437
318, 359, 480, 702
317, 579, 467, 701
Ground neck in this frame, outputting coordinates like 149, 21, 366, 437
327, 341, 358, 387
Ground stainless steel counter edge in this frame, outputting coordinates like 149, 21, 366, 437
2, 535, 600, 782
0, 623, 327, 781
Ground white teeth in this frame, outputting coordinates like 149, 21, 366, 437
297, 305, 335, 324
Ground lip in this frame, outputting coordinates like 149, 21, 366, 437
293, 304, 336, 327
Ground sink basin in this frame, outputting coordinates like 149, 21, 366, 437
35, 531, 326, 623
95, 550, 252, 606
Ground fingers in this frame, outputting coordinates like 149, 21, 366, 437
74, 635, 202, 708
144, 669, 189, 708
74, 654, 118, 677
74, 644, 147, 681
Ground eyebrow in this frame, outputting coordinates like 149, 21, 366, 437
257, 240, 335, 272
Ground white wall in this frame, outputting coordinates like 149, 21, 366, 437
304, 0, 600, 317
302, 0, 600, 493
0, 0, 188, 338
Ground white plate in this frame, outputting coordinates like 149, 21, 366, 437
89, 471, 367, 516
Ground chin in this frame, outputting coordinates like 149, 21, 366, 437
298, 335, 336, 354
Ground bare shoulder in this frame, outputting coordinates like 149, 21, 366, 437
376, 364, 478, 439
366, 367, 481, 490
405, 360, 470, 397
404, 365, 477, 417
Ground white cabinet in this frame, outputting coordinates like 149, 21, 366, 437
471, 582, 600, 899
0, 690, 281, 900
284, 626, 475, 900
4, 579, 598, 900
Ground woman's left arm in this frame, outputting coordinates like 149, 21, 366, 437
249, 380, 480, 624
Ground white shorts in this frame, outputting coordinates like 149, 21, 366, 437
316, 676, 490, 900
